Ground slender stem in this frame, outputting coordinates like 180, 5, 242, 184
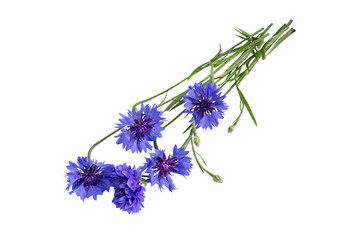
233, 101, 245, 126
181, 125, 193, 149
189, 137, 216, 179
87, 127, 123, 161
181, 135, 192, 149
210, 62, 214, 83
192, 116, 197, 137
203, 168, 215, 178
209, 45, 221, 84
132, 78, 189, 111
154, 138, 159, 150
164, 110, 185, 128
190, 137, 204, 173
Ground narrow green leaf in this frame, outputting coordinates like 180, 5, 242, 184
249, 27, 265, 38
235, 28, 250, 38
196, 151, 207, 166
164, 95, 182, 111
169, 101, 184, 112
188, 62, 209, 79
164, 110, 184, 128
236, 85, 257, 126
182, 124, 192, 134
236, 34, 247, 40
158, 91, 168, 106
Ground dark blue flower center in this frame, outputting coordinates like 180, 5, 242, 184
152, 153, 177, 177
194, 95, 217, 118
78, 164, 103, 187
129, 115, 153, 139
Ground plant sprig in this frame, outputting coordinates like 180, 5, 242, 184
87, 20, 295, 176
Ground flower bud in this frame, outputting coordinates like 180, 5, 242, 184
194, 135, 200, 147
213, 175, 223, 183
228, 125, 235, 133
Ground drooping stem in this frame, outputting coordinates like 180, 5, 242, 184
189, 137, 220, 181
87, 127, 124, 161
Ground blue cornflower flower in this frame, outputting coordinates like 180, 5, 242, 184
112, 163, 146, 214
183, 82, 228, 129
115, 103, 165, 153
143, 145, 192, 192
65, 157, 115, 201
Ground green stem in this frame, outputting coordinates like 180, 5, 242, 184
232, 101, 244, 128
192, 116, 197, 137
87, 127, 123, 161
181, 124, 194, 149
189, 137, 217, 179
210, 62, 214, 83
190, 137, 204, 173
203, 168, 215, 178
164, 110, 185, 129
154, 138, 159, 150
132, 78, 189, 111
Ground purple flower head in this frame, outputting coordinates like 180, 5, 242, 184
143, 145, 192, 192
112, 163, 146, 214
183, 82, 228, 130
115, 103, 165, 153
65, 157, 115, 201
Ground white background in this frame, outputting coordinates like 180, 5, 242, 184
1, 0, 359, 239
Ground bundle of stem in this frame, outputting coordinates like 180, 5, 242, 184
88, 20, 295, 181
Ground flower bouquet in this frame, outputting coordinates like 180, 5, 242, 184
65, 20, 295, 214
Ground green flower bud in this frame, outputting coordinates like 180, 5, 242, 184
194, 135, 200, 147
228, 125, 235, 133
213, 175, 223, 183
